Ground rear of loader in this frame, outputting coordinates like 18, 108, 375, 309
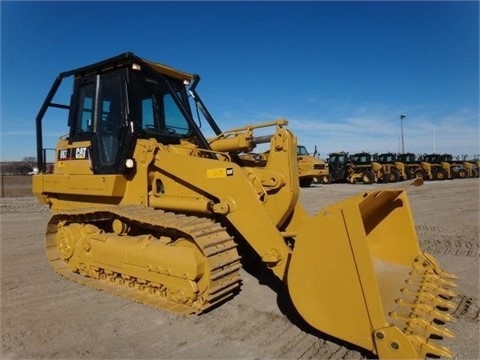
33, 52, 456, 360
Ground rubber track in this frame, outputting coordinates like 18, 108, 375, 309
46, 205, 242, 315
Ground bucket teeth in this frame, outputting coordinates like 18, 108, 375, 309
409, 317, 455, 338
410, 336, 455, 359
395, 299, 455, 322
438, 269, 458, 280
390, 311, 455, 338
409, 270, 457, 288
430, 275, 457, 288
405, 278, 457, 298
401, 288, 457, 309
388, 263, 457, 358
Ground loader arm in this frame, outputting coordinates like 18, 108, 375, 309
151, 124, 299, 279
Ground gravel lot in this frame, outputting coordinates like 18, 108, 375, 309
1, 177, 478, 359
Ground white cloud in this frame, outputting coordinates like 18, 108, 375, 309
284, 105, 479, 157
208, 100, 478, 158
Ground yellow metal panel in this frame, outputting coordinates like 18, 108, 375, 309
40, 174, 127, 197
360, 191, 420, 266
288, 203, 376, 352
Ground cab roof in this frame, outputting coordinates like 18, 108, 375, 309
59, 52, 194, 82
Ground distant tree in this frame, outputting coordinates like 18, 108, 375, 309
16, 163, 33, 175
22, 156, 37, 167
0, 157, 37, 175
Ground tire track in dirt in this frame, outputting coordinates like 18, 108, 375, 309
452, 295, 480, 323
273, 331, 364, 359
416, 224, 479, 257
199, 302, 365, 359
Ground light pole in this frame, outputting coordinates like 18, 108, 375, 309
400, 114, 406, 154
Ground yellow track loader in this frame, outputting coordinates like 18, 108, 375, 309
33, 52, 456, 359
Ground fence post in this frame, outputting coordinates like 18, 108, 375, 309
1, 172, 4, 198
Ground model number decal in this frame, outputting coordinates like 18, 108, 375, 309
207, 167, 234, 178
57, 147, 90, 160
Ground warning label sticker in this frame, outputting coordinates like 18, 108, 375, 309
207, 167, 234, 178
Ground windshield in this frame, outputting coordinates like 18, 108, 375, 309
330, 154, 347, 164
379, 154, 394, 162
401, 154, 415, 162
352, 154, 371, 163
297, 146, 309, 156
425, 155, 440, 162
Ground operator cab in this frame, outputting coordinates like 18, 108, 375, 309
36, 52, 215, 175
350, 152, 372, 165
398, 153, 416, 163
329, 153, 348, 165
69, 61, 198, 174
376, 153, 396, 164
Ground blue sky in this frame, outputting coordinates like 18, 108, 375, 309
1, 1, 479, 161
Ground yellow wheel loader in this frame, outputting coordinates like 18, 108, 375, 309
348, 152, 381, 184
420, 154, 452, 180
33, 52, 456, 359
463, 156, 479, 178
440, 154, 473, 179
397, 153, 429, 181
375, 152, 406, 182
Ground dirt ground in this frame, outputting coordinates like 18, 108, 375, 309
1, 177, 478, 359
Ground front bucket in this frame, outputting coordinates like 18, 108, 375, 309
287, 190, 456, 359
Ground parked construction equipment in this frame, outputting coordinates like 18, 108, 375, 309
419, 154, 454, 180
396, 153, 429, 180
296, 145, 330, 186
463, 155, 480, 178
439, 154, 477, 179
348, 152, 380, 184
326, 151, 350, 183
327, 151, 384, 184
32, 52, 456, 359
374, 152, 405, 182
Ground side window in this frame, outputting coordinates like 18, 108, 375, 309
141, 98, 154, 128
73, 82, 95, 137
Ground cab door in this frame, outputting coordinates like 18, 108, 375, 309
70, 69, 133, 174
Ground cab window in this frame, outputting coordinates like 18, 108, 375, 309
72, 81, 95, 138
